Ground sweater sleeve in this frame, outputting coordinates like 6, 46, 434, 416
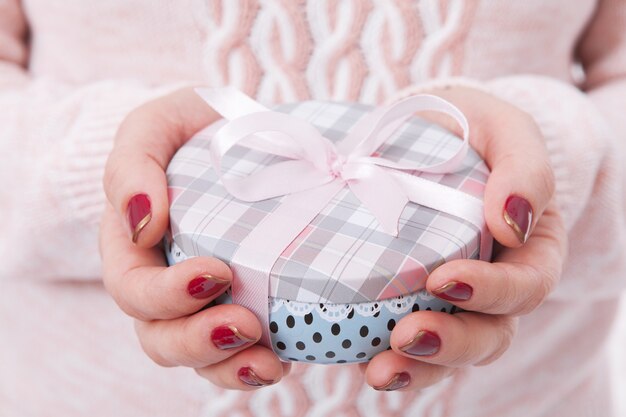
578, 0, 626, 197
0, 1, 188, 281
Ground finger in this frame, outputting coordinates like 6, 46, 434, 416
196, 345, 287, 390
100, 205, 232, 321
103, 87, 219, 247
364, 350, 455, 391
135, 304, 262, 368
427, 202, 567, 315
479, 106, 554, 248
390, 310, 518, 368
420, 87, 555, 248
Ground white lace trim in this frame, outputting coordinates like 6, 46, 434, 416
270, 298, 315, 315
271, 291, 433, 322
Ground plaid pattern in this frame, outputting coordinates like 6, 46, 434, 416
167, 101, 489, 304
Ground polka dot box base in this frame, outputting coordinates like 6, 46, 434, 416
211, 291, 458, 365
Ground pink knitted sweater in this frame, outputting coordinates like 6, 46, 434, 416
1, 1, 626, 416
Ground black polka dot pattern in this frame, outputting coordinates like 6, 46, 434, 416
263, 294, 457, 364
360, 326, 369, 337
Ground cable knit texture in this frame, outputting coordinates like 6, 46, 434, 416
1, 1, 626, 416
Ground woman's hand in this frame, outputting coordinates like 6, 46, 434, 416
363, 86, 567, 391
100, 88, 290, 390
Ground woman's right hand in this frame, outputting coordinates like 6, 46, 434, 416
100, 88, 289, 390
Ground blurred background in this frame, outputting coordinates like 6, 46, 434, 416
610, 298, 626, 414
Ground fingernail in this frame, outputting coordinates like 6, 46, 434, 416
187, 275, 230, 299
127, 193, 152, 243
504, 195, 533, 244
400, 330, 441, 356
211, 325, 256, 350
238, 367, 275, 387
432, 281, 473, 302
373, 372, 411, 391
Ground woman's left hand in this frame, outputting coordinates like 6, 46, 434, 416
363, 86, 567, 391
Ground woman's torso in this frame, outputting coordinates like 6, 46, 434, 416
25, 0, 595, 103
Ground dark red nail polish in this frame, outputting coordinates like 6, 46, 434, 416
211, 325, 256, 350
373, 372, 411, 391
400, 330, 441, 356
432, 281, 473, 302
238, 367, 274, 387
127, 194, 151, 243
504, 195, 533, 244
187, 275, 230, 299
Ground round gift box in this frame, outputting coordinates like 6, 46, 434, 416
166, 98, 490, 365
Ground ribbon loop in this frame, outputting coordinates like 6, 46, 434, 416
209, 110, 338, 201
343, 94, 470, 174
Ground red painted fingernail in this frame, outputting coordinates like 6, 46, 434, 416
400, 330, 441, 356
373, 372, 411, 391
432, 281, 473, 302
187, 275, 230, 299
238, 367, 275, 387
127, 193, 151, 243
504, 195, 533, 244
211, 325, 256, 350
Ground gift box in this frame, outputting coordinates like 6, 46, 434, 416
165, 87, 492, 364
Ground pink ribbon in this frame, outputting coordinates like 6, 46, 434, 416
196, 87, 491, 348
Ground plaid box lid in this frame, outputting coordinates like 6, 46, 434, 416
166, 100, 490, 304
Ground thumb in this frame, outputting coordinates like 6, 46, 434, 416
476, 99, 555, 247
103, 87, 220, 247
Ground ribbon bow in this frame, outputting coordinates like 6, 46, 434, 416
196, 87, 490, 348
203, 86, 472, 236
